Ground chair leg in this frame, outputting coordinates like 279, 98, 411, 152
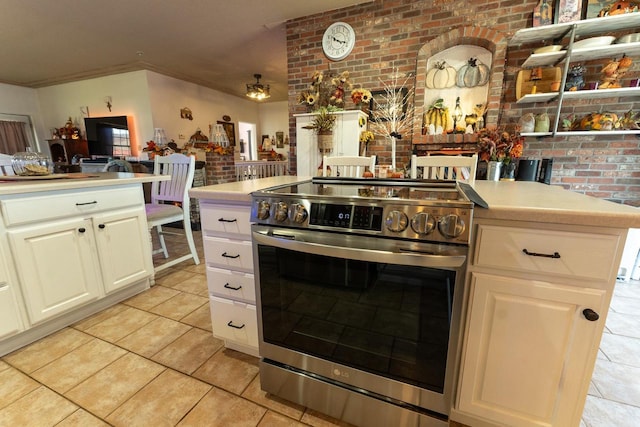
156, 224, 169, 258
183, 217, 200, 265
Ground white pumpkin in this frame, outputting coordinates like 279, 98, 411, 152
456, 58, 490, 88
426, 61, 457, 89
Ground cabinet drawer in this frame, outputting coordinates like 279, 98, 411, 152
200, 203, 251, 237
210, 296, 258, 349
474, 225, 621, 281
207, 266, 256, 303
203, 236, 253, 272
1, 186, 143, 227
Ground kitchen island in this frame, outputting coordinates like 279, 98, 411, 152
191, 177, 640, 427
0, 172, 169, 356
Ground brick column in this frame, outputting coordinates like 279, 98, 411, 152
205, 153, 236, 184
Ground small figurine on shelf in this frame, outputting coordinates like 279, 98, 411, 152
599, 55, 633, 89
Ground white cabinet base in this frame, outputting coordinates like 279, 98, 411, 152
0, 280, 148, 357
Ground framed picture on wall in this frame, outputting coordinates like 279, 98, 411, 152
369, 88, 408, 122
554, 0, 585, 23
217, 121, 236, 146
276, 131, 284, 148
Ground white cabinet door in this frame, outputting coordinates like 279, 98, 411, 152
0, 244, 23, 339
93, 208, 153, 294
8, 218, 103, 324
458, 272, 606, 427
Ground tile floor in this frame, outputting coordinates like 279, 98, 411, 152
0, 230, 638, 426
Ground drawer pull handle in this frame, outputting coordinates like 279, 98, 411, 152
78, 227, 86, 233
224, 283, 242, 291
222, 252, 240, 259
218, 218, 238, 223
76, 201, 98, 206
522, 249, 560, 259
227, 321, 245, 329
583, 308, 600, 322
98, 224, 106, 229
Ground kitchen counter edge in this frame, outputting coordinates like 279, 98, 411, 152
189, 177, 640, 228
0, 172, 169, 196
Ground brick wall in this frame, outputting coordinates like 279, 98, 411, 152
205, 153, 236, 184
286, 0, 640, 206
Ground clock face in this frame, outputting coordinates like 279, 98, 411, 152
322, 22, 355, 61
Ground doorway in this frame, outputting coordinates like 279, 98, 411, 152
238, 122, 257, 160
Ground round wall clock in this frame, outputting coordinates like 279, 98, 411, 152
322, 22, 356, 61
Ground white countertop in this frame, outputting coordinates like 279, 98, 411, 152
189, 176, 640, 229
189, 176, 311, 203
0, 172, 169, 196
472, 181, 640, 228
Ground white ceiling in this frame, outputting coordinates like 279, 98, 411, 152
0, 0, 372, 102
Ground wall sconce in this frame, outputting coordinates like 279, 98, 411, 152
104, 96, 112, 112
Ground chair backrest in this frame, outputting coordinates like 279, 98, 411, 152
102, 159, 134, 172
323, 155, 376, 177
149, 153, 196, 208
0, 153, 16, 176
410, 154, 478, 183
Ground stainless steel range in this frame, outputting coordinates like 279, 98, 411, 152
250, 177, 475, 427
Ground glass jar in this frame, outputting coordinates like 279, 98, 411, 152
12, 148, 54, 176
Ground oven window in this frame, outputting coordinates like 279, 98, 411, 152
257, 244, 455, 393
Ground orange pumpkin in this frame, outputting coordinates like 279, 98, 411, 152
619, 54, 633, 69
572, 113, 619, 131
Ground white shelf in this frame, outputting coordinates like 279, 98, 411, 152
517, 87, 640, 104
509, 13, 640, 46
562, 87, 640, 100
522, 42, 640, 68
523, 130, 640, 138
516, 93, 559, 104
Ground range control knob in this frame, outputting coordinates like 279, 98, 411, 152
411, 212, 436, 235
385, 210, 409, 232
438, 214, 465, 238
256, 200, 271, 220
274, 202, 289, 222
291, 204, 308, 224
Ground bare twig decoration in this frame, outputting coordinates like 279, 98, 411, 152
369, 69, 415, 169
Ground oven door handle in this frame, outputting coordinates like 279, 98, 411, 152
252, 230, 466, 269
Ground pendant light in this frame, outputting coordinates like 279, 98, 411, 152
246, 74, 270, 101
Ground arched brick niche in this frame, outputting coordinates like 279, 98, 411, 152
411, 26, 507, 148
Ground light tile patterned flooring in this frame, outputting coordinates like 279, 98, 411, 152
0, 230, 638, 426
0, 231, 351, 427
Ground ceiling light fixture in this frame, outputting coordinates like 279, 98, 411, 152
246, 74, 270, 101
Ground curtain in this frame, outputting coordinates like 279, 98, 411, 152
0, 121, 30, 154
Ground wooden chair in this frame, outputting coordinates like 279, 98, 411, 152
145, 153, 200, 272
410, 154, 478, 183
0, 153, 16, 176
322, 155, 376, 178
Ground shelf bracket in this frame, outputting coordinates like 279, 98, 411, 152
552, 24, 577, 137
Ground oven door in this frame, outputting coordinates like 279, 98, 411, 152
252, 224, 467, 417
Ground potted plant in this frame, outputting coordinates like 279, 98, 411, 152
303, 106, 338, 152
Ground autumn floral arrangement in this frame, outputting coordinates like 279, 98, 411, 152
477, 127, 524, 166
298, 70, 357, 111
351, 88, 373, 109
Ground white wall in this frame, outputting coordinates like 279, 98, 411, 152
0, 83, 47, 151
146, 72, 261, 158
258, 101, 289, 158
2, 71, 288, 160
36, 71, 153, 155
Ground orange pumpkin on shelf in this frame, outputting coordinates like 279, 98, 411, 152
571, 113, 620, 131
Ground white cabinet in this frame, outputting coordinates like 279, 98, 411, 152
2, 186, 153, 325
458, 273, 606, 426
295, 110, 368, 176
8, 217, 103, 324
510, 13, 640, 137
200, 200, 259, 357
0, 242, 23, 339
454, 221, 624, 427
